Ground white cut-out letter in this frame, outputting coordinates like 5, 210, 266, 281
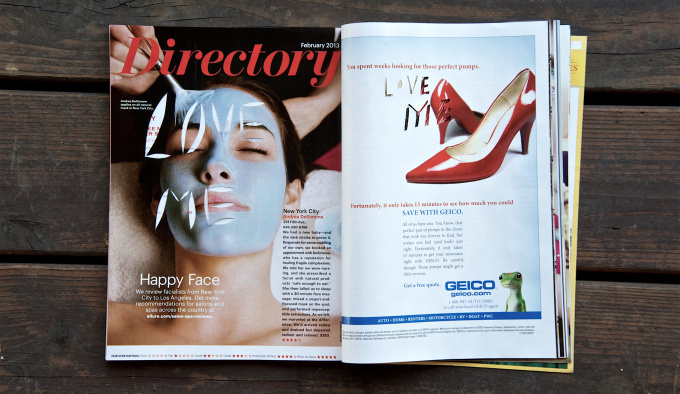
145, 94, 167, 157
155, 189, 169, 229
181, 101, 199, 153
189, 192, 196, 229
187, 105, 206, 153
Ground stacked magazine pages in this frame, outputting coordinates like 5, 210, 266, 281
106, 21, 586, 372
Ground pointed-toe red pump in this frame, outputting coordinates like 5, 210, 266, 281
431, 79, 481, 144
407, 69, 536, 183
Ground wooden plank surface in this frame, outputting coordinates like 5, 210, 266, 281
0, 263, 677, 392
0, 91, 109, 256
578, 106, 680, 274
1, 90, 678, 274
0, 0, 679, 93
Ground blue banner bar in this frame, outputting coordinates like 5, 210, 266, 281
342, 312, 541, 325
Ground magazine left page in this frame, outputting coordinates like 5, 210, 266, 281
106, 25, 342, 361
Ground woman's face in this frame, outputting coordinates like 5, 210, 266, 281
158, 88, 289, 256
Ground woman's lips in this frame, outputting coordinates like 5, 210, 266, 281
195, 186, 249, 213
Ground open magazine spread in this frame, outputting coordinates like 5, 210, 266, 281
106, 22, 581, 370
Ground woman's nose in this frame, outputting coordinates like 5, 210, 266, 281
199, 153, 233, 184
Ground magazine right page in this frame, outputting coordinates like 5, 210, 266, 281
341, 22, 558, 364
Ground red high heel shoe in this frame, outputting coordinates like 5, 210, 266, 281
431, 79, 481, 144
407, 69, 536, 183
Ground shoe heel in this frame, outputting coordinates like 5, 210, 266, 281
435, 98, 451, 144
438, 120, 450, 144
519, 117, 535, 155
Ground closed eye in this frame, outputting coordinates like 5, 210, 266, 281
238, 147, 269, 155
229, 120, 278, 161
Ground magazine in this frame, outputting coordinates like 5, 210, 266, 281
106, 22, 580, 368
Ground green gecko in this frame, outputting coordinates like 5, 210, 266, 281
499, 272, 526, 312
